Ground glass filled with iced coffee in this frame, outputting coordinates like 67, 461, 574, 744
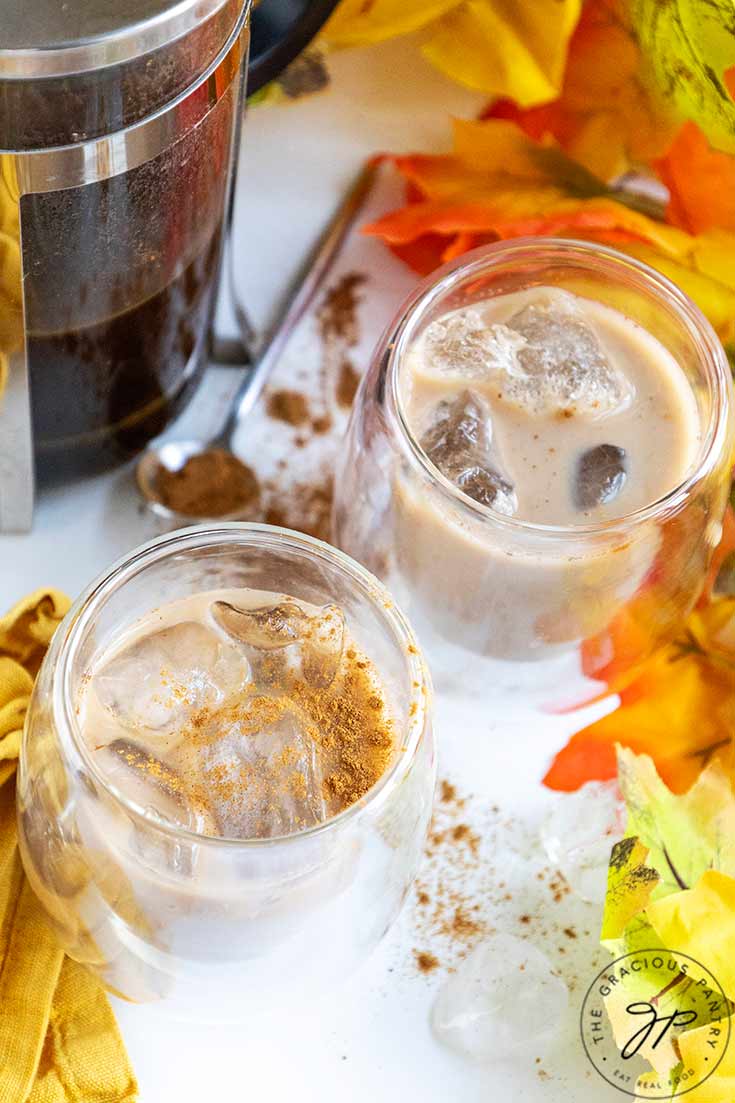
334, 239, 734, 697
18, 525, 433, 1019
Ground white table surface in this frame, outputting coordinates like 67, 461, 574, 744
0, 37, 623, 1102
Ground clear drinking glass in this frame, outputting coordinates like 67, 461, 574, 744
333, 239, 735, 700
17, 525, 434, 1020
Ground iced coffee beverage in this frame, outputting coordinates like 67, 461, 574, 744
334, 240, 734, 682
403, 287, 699, 527
81, 590, 395, 840
18, 527, 433, 1017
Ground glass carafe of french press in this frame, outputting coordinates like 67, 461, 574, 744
0, 0, 338, 530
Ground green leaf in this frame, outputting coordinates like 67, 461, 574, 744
617, 747, 735, 898
634, 0, 735, 154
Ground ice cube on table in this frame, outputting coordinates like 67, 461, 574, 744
197, 699, 329, 839
424, 308, 527, 380
432, 933, 569, 1062
574, 444, 627, 511
541, 780, 624, 904
421, 390, 517, 515
211, 600, 345, 689
504, 291, 632, 417
93, 622, 250, 738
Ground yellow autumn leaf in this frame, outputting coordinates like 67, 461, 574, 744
646, 871, 735, 1000
322, 0, 459, 47
423, 0, 582, 105
324, 0, 582, 104
676, 1015, 735, 1103
611, 241, 735, 345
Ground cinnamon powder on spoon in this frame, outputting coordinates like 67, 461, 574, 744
156, 449, 260, 517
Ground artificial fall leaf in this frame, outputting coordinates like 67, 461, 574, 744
655, 122, 735, 235
604, 973, 683, 1078
601, 835, 659, 941
635, 0, 735, 157
677, 1015, 735, 1103
543, 599, 735, 793
421, 0, 582, 105
323, 0, 581, 104
322, 0, 459, 46
487, 0, 673, 180
488, 0, 735, 180
647, 870, 735, 1000
365, 118, 735, 345
617, 749, 735, 897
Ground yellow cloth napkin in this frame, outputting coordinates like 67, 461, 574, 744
0, 589, 138, 1103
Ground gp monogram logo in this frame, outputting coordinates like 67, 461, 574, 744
580, 950, 732, 1099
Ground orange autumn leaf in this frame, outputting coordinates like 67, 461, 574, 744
655, 122, 735, 235
367, 118, 675, 249
365, 118, 735, 345
487, 0, 673, 181
544, 599, 735, 794
487, 1, 735, 180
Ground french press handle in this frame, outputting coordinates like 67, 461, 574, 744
247, 0, 339, 95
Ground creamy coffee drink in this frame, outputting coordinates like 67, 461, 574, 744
79, 588, 395, 840
393, 287, 702, 659
401, 287, 700, 525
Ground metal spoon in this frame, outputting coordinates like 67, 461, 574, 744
136, 162, 377, 522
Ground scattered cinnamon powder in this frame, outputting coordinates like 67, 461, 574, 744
441, 905, 483, 941
410, 781, 597, 999
317, 272, 367, 414
267, 389, 311, 427
317, 272, 366, 345
549, 871, 571, 903
264, 477, 334, 543
336, 359, 360, 408
451, 823, 480, 855
439, 780, 456, 804
155, 450, 260, 518
415, 951, 440, 974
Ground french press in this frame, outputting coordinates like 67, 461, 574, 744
0, 0, 338, 531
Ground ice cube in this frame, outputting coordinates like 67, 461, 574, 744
432, 933, 569, 1062
574, 444, 627, 511
541, 780, 624, 904
95, 738, 216, 835
502, 292, 632, 417
421, 390, 491, 460
424, 308, 527, 380
93, 622, 250, 737
197, 697, 329, 838
211, 600, 345, 690
421, 391, 517, 515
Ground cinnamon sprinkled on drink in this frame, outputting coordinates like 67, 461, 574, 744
152, 644, 393, 838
